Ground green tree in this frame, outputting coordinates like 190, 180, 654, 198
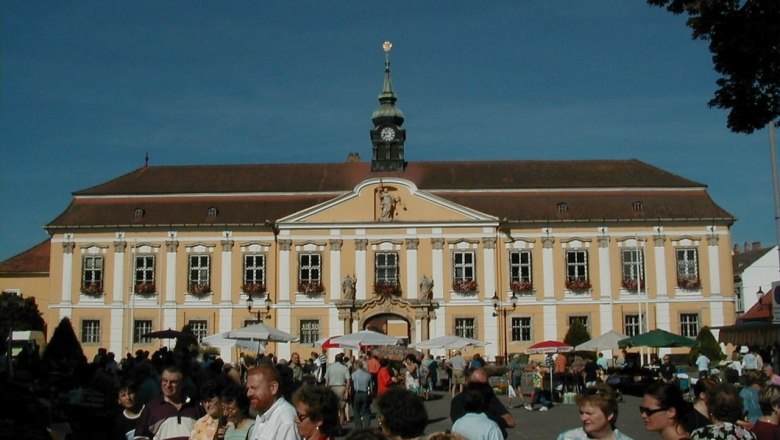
42, 317, 86, 368
173, 324, 198, 354
648, 0, 780, 133
0, 291, 45, 343
688, 326, 724, 365
564, 320, 591, 348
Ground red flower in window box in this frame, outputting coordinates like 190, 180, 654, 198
298, 281, 325, 294
621, 278, 645, 291
565, 278, 591, 291
82, 282, 104, 296
510, 279, 533, 293
374, 282, 402, 297
453, 279, 478, 293
135, 282, 157, 295
241, 283, 267, 295
188, 283, 212, 296
677, 277, 701, 290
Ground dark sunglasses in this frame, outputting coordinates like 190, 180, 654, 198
639, 406, 669, 416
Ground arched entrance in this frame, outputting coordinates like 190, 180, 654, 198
335, 292, 438, 345
363, 313, 411, 345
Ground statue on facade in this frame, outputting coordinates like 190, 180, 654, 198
378, 187, 400, 222
420, 275, 434, 302
342, 275, 356, 302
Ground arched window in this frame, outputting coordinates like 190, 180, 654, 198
207, 207, 218, 218
632, 201, 643, 212
557, 202, 568, 213
133, 208, 145, 219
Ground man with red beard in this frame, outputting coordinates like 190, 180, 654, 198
245, 364, 298, 440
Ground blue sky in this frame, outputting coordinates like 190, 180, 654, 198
0, 2, 774, 261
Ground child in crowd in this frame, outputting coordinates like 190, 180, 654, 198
525, 363, 552, 411
114, 382, 143, 440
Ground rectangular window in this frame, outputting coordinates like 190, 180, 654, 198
676, 248, 699, 280
454, 318, 476, 339
735, 286, 744, 314
511, 317, 532, 342
375, 252, 399, 285
188, 255, 211, 291
82, 256, 104, 292
565, 250, 589, 289
81, 320, 101, 344
453, 251, 476, 281
134, 255, 156, 293
134, 320, 153, 343
621, 249, 644, 290
509, 251, 533, 292
568, 315, 589, 333
299, 320, 320, 345
188, 320, 208, 342
680, 313, 699, 338
299, 253, 322, 283
244, 254, 266, 285
243, 319, 260, 327
624, 314, 641, 337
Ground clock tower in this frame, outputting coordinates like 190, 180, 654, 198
370, 41, 406, 172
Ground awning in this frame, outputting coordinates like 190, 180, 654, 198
717, 323, 780, 347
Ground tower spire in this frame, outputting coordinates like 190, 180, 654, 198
370, 40, 406, 172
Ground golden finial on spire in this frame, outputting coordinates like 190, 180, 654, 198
382, 40, 393, 53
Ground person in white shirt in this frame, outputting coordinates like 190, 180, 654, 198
245, 364, 299, 440
452, 382, 504, 440
695, 353, 710, 379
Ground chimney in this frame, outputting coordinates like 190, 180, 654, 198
346, 152, 361, 163
752, 241, 761, 251
744, 242, 749, 253
733, 244, 740, 256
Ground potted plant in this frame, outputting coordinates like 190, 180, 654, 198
134, 282, 156, 295
621, 278, 645, 291
298, 281, 325, 295
374, 282, 402, 296
453, 278, 478, 293
510, 279, 533, 294
677, 277, 701, 290
241, 282, 267, 295
82, 282, 104, 297
188, 282, 211, 297
565, 278, 591, 291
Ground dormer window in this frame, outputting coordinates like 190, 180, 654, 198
557, 202, 568, 213
207, 207, 218, 218
134, 208, 145, 219
632, 201, 643, 212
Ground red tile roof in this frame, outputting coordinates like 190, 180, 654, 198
739, 290, 774, 322
0, 239, 50, 275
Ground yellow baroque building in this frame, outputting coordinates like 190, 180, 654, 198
0, 55, 736, 362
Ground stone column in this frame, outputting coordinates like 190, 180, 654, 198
330, 239, 342, 302
355, 239, 368, 301
406, 239, 419, 300
542, 234, 555, 299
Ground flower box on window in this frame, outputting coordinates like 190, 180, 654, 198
621, 278, 645, 291
677, 277, 701, 290
565, 278, 591, 291
453, 278, 478, 293
510, 279, 533, 294
374, 282, 402, 297
82, 282, 104, 297
134, 282, 157, 295
242, 282, 267, 295
298, 281, 325, 295
188, 283, 212, 296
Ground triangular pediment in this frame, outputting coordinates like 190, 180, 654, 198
278, 178, 495, 225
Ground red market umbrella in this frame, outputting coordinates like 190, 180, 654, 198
526, 340, 574, 355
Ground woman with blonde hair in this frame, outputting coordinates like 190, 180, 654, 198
752, 384, 780, 440
556, 383, 634, 440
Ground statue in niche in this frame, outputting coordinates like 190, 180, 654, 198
342, 275, 356, 302
378, 187, 400, 222
420, 275, 434, 302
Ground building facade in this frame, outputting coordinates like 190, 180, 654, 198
0, 52, 737, 362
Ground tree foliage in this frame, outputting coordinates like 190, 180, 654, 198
688, 326, 724, 365
173, 323, 199, 354
648, 0, 780, 133
42, 317, 85, 367
0, 291, 45, 343
564, 320, 591, 348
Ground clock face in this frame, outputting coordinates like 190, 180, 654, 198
380, 127, 395, 141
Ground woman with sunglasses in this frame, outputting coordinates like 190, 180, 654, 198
292, 384, 340, 440
556, 383, 634, 440
640, 382, 691, 440
690, 382, 756, 440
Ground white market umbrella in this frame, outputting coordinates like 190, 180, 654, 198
331, 330, 399, 347
575, 330, 629, 352
226, 323, 299, 343
410, 335, 488, 350
202, 331, 266, 352
315, 335, 360, 350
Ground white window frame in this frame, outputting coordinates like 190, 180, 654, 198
81, 319, 101, 344
510, 317, 532, 342
243, 254, 266, 285
299, 320, 320, 345
453, 251, 476, 282
624, 314, 641, 337
680, 313, 699, 338
734, 285, 744, 314
454, 317, 476, 339
188, 320, 208, 342
82, 255, 104, 291
676, 248, 699, 281
134, 255, 156, 293
375, 252, 399, 285
509, 250, 532, 284
134, 320, 153, 343
299, 253, 322, 284
188, 255, 211, 287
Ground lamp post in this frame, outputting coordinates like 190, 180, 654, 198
247, 293, 273, 322
492, 291, 518, 364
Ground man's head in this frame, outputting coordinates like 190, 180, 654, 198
161, 366, 184, 402
291, 352, 300, 364
468, 367, 488, 384
246, 364, 281, 413
663, 355, 671, 364
335, 353, 345, 364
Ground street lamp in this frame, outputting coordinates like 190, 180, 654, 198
492, 291, 518, 364
247, 293, 273, 322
